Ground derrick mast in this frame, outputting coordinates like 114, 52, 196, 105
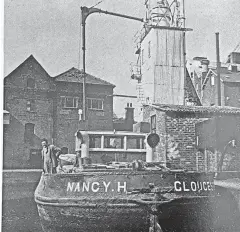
131, 0, 191, 106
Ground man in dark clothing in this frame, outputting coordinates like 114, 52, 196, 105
41, 138, 61, 174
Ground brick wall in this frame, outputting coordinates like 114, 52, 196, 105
142, 105, 213, 170
224, 82, 240, 107
86, 84, 113, 131
202, 77, 216, 106
165, 113, 207, 170
55, 83, 114, 153
4, 56, 114, 168
202, 76, 226, 107
4, 57, 54, 168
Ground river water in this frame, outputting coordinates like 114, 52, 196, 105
2, 197, 42, 232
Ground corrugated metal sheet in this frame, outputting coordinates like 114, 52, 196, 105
154, 29, 185, 105
152, 103, 240, 114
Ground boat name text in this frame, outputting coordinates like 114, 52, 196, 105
174, 181, 214, 192
67, 181, 127, 193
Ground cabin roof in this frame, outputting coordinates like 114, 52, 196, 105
80, 131, 146, 136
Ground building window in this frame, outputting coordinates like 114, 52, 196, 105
26, 100, 36, 112
151, 115, 156, 133
87, 98, 103, 110
148, 41, 151, 58
61, 97, 79, 109
142, 49, 144, 65
27, 78, 35, 88
24, 123, 35, 144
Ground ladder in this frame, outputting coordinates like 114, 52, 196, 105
136, 82, 146, 105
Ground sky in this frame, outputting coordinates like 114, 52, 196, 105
3, 0, 240, 117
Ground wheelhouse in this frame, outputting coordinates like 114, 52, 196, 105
77, 131, 147, 164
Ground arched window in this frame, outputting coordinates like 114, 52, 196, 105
27, 78, 35, 88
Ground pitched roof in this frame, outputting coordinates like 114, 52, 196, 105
201, 66, 240, 88
152, 103, 240, 115
5, 54, 50, 79
54, 67, 115, 87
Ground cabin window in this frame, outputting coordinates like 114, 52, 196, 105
61, 96, 79, 108
24, 123, 35, 144
127, 136, 145, 149
151, 115, 156, 133
104, 136, 124, 149
26, 99, 36, 112
89, 135, 101, 148
27, 78, 35, 88
87, 98, 103, 110
148, 41, 151, 58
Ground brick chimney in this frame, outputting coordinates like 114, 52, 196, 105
125, 103, 134, 131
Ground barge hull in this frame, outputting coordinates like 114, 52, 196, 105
37, 203, 149, 232
154, 197, 215, 232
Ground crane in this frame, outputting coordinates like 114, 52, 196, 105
233, 42, 240, 52
80, 6, 144, 121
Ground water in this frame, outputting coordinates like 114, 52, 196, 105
2, 197, 42, 232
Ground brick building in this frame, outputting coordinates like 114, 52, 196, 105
3, 55, 115, 169
187, 52, 240, 107
142, 104, 240, 171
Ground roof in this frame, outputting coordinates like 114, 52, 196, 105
54, 67, 115, 87
152, 104, 240, 115
220, 71, 240, 82
207, 68, 240, 83
79, 131, 146, 136
5, 55, 50, 79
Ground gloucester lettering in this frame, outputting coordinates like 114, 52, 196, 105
174, 181, 214, 192
67, 181, 127, 193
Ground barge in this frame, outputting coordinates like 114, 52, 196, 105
35, 131, 216, 232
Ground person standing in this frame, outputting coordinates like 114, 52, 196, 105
41, 138, 61, 174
